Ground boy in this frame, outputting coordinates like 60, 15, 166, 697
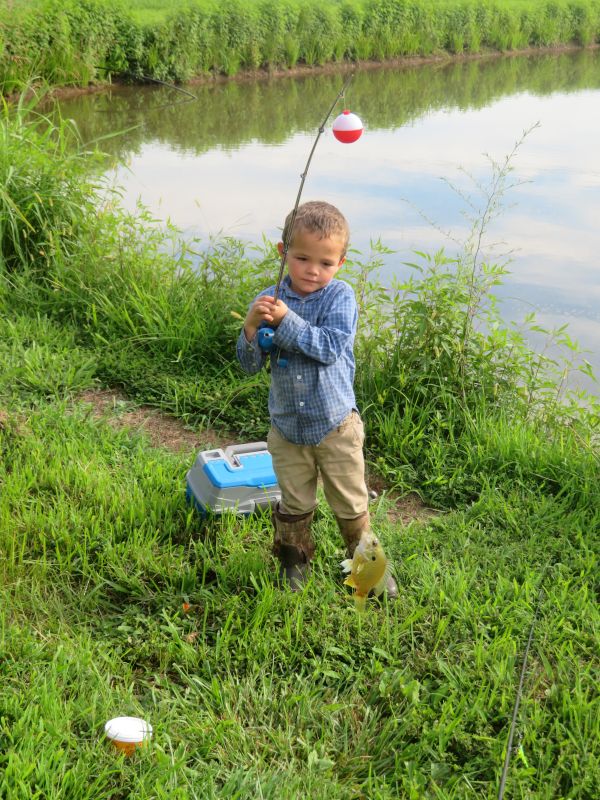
237, 201, 397, 597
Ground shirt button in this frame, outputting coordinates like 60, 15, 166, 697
299, 402, 305, 407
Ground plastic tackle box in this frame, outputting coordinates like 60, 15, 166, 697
186, 441, 280, 515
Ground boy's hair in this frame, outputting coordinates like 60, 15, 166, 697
282, 201, 350, 256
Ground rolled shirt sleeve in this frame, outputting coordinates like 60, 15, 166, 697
236, 328, 268, 374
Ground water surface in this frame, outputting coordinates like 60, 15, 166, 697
60, 50, 600, 386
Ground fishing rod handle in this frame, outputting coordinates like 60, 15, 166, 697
257, 324, 288, 367
257, 325, 275, 352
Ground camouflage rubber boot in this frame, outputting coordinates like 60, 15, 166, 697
335, 511, 371, 558
272, 506, 315, 592
336, 512, 399, 600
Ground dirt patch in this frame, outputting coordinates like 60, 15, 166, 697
78, 389, 437, 524
367, 472, 440, 525
0, 408, 29, 437
377, 489, 439, 525
78, 389, 236, 453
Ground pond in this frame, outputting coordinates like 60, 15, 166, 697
58, 49, 600, 389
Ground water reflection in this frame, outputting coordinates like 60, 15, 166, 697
57, 50, 600, 386
63, 49, 600, 157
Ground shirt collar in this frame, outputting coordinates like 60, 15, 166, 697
281, 274, 330, 301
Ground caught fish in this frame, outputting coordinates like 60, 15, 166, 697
341, 532, 392, 611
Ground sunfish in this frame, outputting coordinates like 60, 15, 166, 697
341, 532, 392, 611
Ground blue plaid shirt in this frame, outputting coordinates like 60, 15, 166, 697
237, 275, 358, 445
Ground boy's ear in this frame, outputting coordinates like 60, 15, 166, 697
338, 256, 346, 266
277, 241, 284, 256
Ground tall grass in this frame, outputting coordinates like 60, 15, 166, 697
0, 93, 106, 277
1, 400, 598, 797
2, 0, 600, 93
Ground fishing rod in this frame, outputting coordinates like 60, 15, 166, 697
497, 572, 547, 800
92, 67, 361, 364
257, 72, 361, 363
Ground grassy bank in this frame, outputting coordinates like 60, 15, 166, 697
1, 96, 599, 797
3, 0, 600, 94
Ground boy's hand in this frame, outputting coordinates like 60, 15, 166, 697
243, 296, 288, 341
267, 297, 288, 326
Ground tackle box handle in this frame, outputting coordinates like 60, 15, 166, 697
223, 441, 269, 468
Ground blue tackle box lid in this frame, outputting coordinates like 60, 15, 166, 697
203, 452, 277, 489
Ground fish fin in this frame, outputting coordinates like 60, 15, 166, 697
354, 594, 367, 613
373, 562, 393, 597
343, 575, 357, 589
355, 561, 366, 576
340, 558, 353, 574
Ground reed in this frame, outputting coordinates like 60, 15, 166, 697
2, 0, 600, 93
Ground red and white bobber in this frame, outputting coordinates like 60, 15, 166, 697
332, 110, 364, 143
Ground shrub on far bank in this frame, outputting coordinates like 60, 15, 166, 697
2, 0, 600, 94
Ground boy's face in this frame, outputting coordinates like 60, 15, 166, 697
278, 228, 346, 297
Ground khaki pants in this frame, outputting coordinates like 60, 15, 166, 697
267, 411, 369, 519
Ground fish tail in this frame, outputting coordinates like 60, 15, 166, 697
354, 594, 367, 613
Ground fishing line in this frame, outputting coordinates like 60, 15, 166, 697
497, 570, 547, 800
128, 74, 197, 99
272, 71, 355, 303
92, 68, 352, 283
93, 67, 197, 113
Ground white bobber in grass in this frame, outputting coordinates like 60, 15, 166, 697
332, 110, 364, 143
105, 716, 153, 756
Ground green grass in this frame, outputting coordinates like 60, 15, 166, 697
3, 0, 600, 93
1, 392, 598, 797
1, 84, 599, 799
